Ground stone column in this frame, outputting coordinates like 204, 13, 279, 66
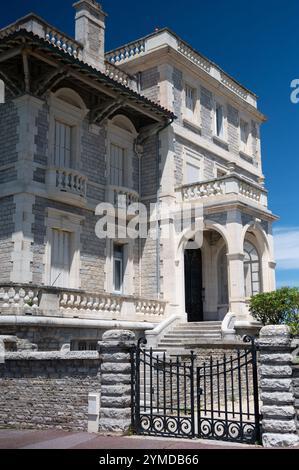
259, 325, 299, 447
98, 330, 135, 434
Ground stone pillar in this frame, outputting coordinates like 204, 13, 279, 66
98, 330, 135, 434
259, 325, 299, 447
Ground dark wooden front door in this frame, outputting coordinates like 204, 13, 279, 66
184, 249, 203, 322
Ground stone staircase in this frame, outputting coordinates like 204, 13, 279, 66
157, 321, 222, 352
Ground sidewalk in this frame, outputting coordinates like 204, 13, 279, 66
0, 429, 261, 450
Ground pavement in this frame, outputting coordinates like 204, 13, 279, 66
0, 429, 262, 450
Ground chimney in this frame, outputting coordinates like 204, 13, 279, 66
73, 0, 107, 72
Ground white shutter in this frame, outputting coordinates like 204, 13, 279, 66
54, 121, 72, 167
110, 144, 124, 186
186, 163, 200, 185
50, 229, 71, 287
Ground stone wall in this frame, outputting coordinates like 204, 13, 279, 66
0, 351, 101, 431
259, 325, 299, 448
0, 101, 19, 166
0, 196, 15, 283
140, 67, 160, 103
293, 364, 299, 436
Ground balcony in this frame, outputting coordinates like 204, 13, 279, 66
0, 284, 167, 323
0, 13, 83, 60
46, 167, 87, 206
106, 185, 139, 218
177, 174, 268, 208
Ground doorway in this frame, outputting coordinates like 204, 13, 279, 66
184, 248, 204, 322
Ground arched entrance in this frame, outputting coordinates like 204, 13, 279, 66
184, 248, 203, 322
182, 229, 229, 322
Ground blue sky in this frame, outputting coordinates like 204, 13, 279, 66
1, 0, 299, 288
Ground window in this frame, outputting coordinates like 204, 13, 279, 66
185, 85, 195, 111
244, 241, 261, 297
113, 244, 124, 293
215, 103, 224, 138
110, 143, 125, 187
186, 162, 201, 185
240, 119, 250, 153
54, 121, 72, 168
184, 147, 203, 185
50, 229, 72, 288
49, 89, 88, 170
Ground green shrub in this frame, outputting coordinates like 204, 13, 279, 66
249, 287, 299, 335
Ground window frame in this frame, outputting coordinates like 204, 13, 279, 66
239, 117, 252, 155
183, 146, 204, 185
44, 208, 84, 289
113, 243, 124, 294
107, 117, 137, 190
48, 90, 88, 170
243, 240, 261, 298
183, 79, 200, 125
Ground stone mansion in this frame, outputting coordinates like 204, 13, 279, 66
0, 1, 277, 351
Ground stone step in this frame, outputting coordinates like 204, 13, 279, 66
164, 331, 221, 337
176, 322, 222, 327
173, 327, 222, 332
159, 334, 221, 343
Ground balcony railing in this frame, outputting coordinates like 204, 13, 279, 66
177, 174, 268, 207
0, 13, 83, 60
0, 284, 167, 321
105, 61, 137, 90
106, 185, 139, 214
46, 167, 87, 203
106, 39, 146, 64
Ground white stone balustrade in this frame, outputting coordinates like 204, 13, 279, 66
59, 293, 122, 314
135, 300, 166, 316
179, 174, 268, 207
105, 62, 137, 90
0, 284, 167, 321
0, 286, 39, 310
46, 168, 87, 202
177, 40, 211, 72
0, 13, 83, 59
106, 40, 145, 64
106, 186, 139, 214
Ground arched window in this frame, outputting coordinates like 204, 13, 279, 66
244, 241, 261, 297
218, 247, 229, 305
108, 115, 137, 189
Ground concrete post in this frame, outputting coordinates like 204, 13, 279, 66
98, 330, 136, 434
259, 325, 299, 447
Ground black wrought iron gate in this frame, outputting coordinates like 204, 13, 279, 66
131, 337, 261, 444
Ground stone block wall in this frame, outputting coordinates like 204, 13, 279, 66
293, 364, 299, 436
0, 352, 101, 431
259, 325, 299, 448
0, 196, 15, 283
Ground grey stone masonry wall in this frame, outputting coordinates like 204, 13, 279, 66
259, 325, 299, 448
98, 330, 135, 433
294, 365, 299, 436
0, 351, 101, 431
140, 67, 160, 103
0, 196, 15, 283
0, 101, 19, 166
